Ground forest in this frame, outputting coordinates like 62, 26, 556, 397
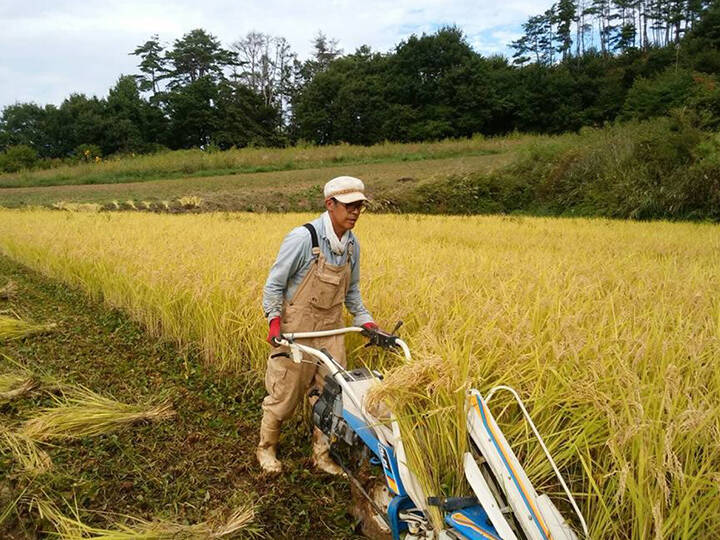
0, 0, 718, 173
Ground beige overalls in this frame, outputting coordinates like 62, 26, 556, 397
259, 226, 353, 447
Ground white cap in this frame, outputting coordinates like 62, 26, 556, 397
324, 176, 368, 203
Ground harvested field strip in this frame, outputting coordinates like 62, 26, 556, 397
0, 254, 359, 539
1, 210, 719, 537
0, 152, 513, 209
0, 135, 520, 189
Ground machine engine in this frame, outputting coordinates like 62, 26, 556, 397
312, 367, 377, 446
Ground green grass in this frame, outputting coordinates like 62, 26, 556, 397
0, 254, 360, 539
396, 118, 720, 221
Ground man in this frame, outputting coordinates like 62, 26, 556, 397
258, 175, 380, 474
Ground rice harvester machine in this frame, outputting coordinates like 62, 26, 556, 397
275, 324, 589, 540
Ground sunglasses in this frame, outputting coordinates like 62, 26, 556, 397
332, 199, 366, 213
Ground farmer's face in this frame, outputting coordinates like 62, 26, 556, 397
325, 198, 365, 235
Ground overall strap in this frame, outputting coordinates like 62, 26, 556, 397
347, 238, 355, 266
302, 223, 321, 257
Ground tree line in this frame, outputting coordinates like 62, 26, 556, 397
1, 1, 719, 173
511, 0, 714, 63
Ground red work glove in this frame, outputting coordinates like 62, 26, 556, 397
361, 321, 398, 349
267, 317, 282, 346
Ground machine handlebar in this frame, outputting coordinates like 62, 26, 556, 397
277, 322, 412, 363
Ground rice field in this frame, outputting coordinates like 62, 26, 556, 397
0, 209, 719, 538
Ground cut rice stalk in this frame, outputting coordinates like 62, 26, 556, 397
0, 373, 39, 402
0, 280, 17, 300
0, 429, 52, 474
32, 496, 256, 539
0, 482, 32, 527
134, 504, 257, 538
20, 386, 175, 442
0, 314, 56, 342
0, 355, 63, 397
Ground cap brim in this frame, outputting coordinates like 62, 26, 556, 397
333, 192, 368, 204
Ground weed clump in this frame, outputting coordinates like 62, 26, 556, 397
408, 117, 720, 221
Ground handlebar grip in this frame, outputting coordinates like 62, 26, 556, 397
362, 327, 399, 349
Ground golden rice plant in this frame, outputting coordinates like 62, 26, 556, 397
0, 210, 719, 537
0, 314, 56, 341
20, 386, 175, 442
32, 496, 256, 539
367, 351, 471, 530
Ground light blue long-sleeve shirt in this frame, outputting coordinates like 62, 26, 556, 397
262, 214, 373, 326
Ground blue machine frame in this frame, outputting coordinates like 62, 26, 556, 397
342, 409, 502, 540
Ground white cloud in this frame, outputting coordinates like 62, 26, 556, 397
0, 0, 553, 108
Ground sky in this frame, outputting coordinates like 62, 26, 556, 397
0, 0, 552, 110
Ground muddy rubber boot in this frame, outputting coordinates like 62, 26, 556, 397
312, 427, 344, 476
257, 416, 282, 474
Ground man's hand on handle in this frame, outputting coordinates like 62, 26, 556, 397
267, 320, 400, 349
267, 317, 282, 347
361, 321, 399, 349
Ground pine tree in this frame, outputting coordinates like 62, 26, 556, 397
130, 35, 165, 96
556, 0, 578, 59
163, 29, 240, 88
